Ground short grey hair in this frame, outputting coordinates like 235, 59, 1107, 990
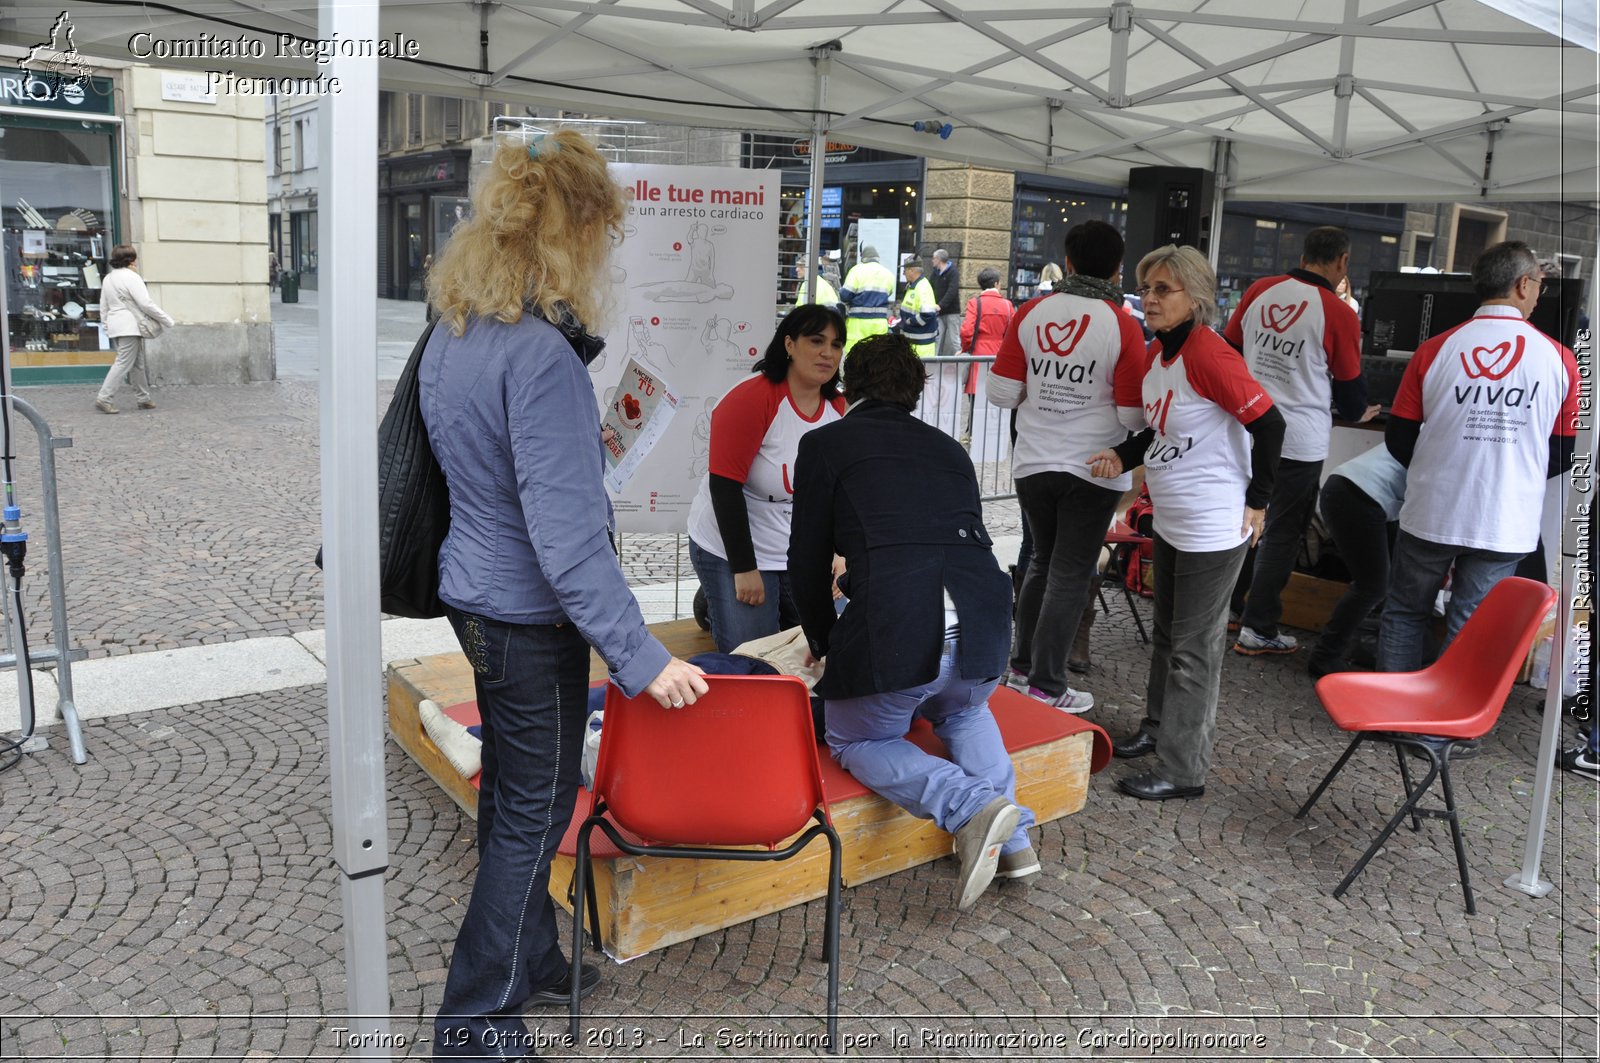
1136, 244, 1217, 326
932, 249, 949, 264
1472, 241, 1539, 301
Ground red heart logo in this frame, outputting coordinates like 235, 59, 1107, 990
1260, 302, 1308, 333
620, 394, 642, 424
1459, 336, 1525, 381
1037, 313, 1092, 356
1144, 389, 1174, 435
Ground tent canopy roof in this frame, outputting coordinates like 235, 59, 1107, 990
7, 0, 1596, 200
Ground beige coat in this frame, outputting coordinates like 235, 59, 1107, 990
100, 267, 175, 340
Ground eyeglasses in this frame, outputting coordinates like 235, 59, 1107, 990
1521, 273, 1550, 295
1135, 284, 1186, 299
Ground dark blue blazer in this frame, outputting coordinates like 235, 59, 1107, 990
788, 400, 1012, 700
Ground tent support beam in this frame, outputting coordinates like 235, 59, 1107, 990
1354, 87, 1487, 183
1207, 138, 1229, 271
1331, 0, 1359, 154
318, 0, 392, 1057
922, 0, 1110, 103
804, 44, 837, 305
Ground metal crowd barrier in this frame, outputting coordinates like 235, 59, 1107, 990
912, 354, 1016, 502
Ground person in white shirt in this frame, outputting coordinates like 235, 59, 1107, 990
987, 221, 1146, 714
96, 244, 175, 414
1377, 240, 1580, 672
1087, 245, 1285, 802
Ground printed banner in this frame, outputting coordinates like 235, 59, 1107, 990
601, 357, 679, 494
594, 164, 778, 532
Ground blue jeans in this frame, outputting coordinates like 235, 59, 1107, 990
689, 538, 799, 653
1377, 531, 1524, 674
435, 608, 589, 1061
825, 638, 1034, 854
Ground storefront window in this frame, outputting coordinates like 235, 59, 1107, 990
291, 210, 318, 283
1009, 187, 1125, 303
2, 121, 117, 356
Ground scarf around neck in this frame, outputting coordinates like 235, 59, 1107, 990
1054, 274, 1124, 303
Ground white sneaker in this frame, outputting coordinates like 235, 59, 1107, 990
1028, 685, 1094, 713
1001, 669, 1029, 693
1234, 626, 1299, 655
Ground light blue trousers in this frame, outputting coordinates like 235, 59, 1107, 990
825, 638, 1034, 855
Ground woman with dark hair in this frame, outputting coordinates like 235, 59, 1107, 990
687, 303, 847, 651
96, 244, 173, 414
418, 131, 708, 1058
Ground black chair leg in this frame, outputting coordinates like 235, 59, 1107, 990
1120, 578, 1150, 644
1393, 742, 1423, 832
585, 864, 602, 948
1437, 752, 1477, 914
1334, 751, 1439, 900
570, 825, 591, 1043
1296, 735, 1366, 819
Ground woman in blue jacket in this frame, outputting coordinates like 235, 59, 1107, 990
419, 131, 706, 1060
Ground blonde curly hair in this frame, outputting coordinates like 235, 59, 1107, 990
427, 131, 626, 334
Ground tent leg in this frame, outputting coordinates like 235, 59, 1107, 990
319, 0, 394, 1052
1206, 138, 1230, 273
803, 44, 838, 303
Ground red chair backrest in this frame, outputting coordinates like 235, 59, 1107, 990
1431, 576, 1556, 727
594, 674, 828, 848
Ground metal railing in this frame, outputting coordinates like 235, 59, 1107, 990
911, 354, 1016, 502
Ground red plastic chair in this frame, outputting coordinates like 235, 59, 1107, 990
569, 675, 842, 1052
1295, 577, 1555, 913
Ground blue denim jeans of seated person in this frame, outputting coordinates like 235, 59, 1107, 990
824, 637, 1034, 855
435, 607, 590, 1061
689, 538, 800, 653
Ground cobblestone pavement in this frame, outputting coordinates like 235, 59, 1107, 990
0, 637, 1595, 1060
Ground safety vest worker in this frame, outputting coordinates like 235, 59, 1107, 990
795, 264, 840, 311
896, 258, 939, 358
839, 245, 896, 351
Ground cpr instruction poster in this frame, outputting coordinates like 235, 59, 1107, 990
593, 165, 778, 532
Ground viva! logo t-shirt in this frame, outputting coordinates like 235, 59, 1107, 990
1391, 305, 1579, 553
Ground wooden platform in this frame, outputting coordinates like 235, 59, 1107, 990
387, 620, 1110, 960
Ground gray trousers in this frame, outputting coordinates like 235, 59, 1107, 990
98, 336, 152, 404
1234, 457, 1323, 637
1144, 533, 1251, 787
937, 313, 962, 358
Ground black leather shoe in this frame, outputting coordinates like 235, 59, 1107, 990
1118, 771, 1204, 801
528, 961, 601, 1005
1113, 730, 1158, 759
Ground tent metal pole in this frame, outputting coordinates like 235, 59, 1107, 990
1506, 254, 1599, 897
805, 45, 837, 303
318, 0, 392, 1053
1207, 138, 1230, 273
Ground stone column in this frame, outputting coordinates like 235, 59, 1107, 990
921, 160, 1015, 298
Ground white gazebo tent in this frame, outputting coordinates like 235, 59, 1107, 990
5, 1, 1593, 1055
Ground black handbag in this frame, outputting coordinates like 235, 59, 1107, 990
315, 322, 449, 619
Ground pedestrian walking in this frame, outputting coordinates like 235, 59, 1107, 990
95, 244, 173, 414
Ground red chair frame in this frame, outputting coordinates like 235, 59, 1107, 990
568, 675, 842, 1052
1295, 577, 1555, 913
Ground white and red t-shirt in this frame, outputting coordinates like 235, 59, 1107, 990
1223, 273, 1361, 462
1135, 327, 1275, 552
1392, 305, 1579, 553
686, 375, 846, 570
989, 291, 1149, 487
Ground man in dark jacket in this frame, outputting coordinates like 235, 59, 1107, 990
931, 249, 961, 357
789, 332, 1037, 911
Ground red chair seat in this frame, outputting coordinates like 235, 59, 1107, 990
1314, 670, 1501, 740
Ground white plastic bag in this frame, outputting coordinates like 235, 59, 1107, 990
581, 709, 604, 790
